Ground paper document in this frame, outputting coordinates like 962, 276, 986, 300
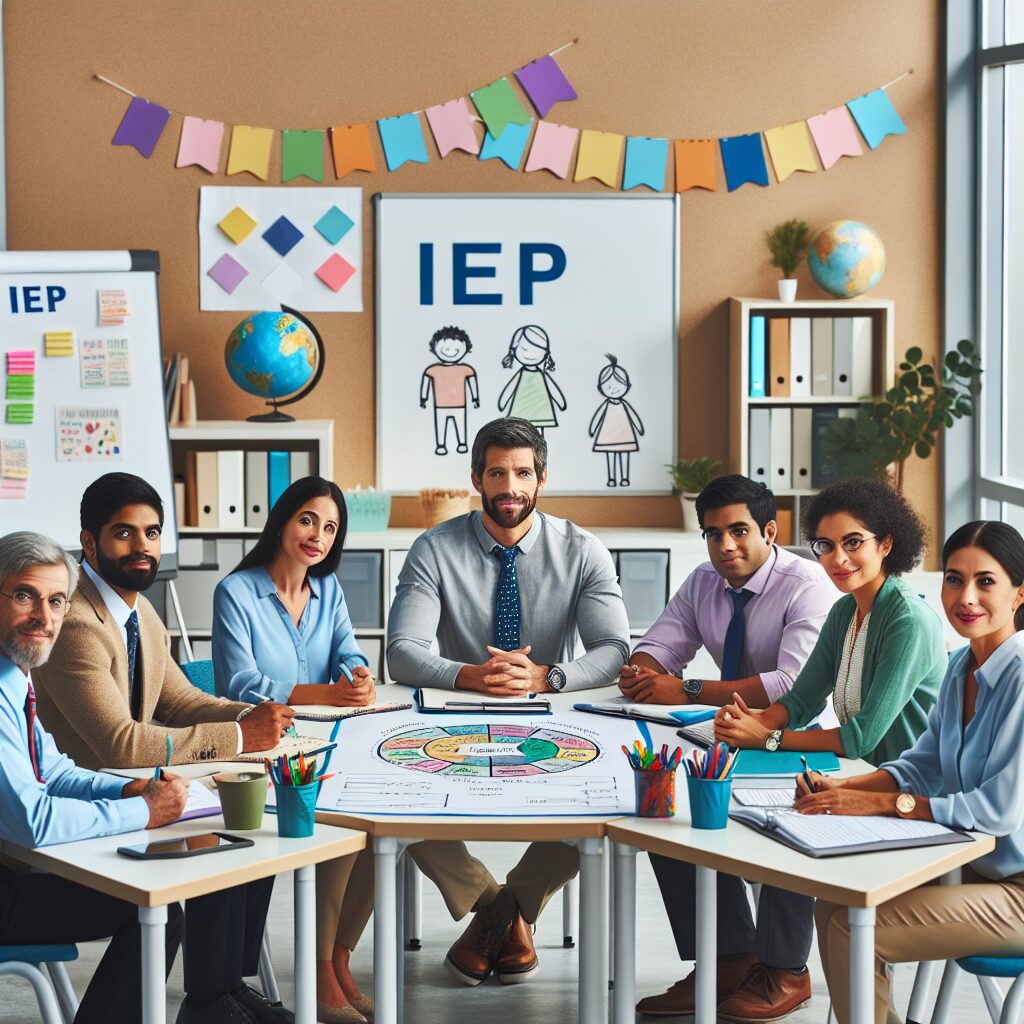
733, 788, 794, 808
176, 780, 222, 822
575, 695, 717, 727
290, 701, 412, 722
416, 687, 551, 714
236, 734, 331, 762
101, 761, 267, 781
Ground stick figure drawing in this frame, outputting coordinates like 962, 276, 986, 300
496, 325, 567, 434
419, 326, 479, 455
588, 354, 645, 487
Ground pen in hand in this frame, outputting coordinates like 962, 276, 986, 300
152, 734, 173, 784
338, 662, 355, 687
799, 755, 817, 794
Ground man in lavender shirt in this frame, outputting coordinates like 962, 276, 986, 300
622, 476, 837, 1022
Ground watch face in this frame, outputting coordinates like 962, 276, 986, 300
765, 732, 781, 751
547, 667, 566, 691
896, 793, 915, 815
682, 679, 702, 697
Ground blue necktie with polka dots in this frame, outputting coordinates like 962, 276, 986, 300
493, 544, 521, 651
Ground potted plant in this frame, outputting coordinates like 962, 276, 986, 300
821, 340, 982, 490
666, 457, 722, 531
765, 219, 810, 302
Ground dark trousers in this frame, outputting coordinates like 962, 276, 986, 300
650, 853, 815, 969
0, 865, 183, 1024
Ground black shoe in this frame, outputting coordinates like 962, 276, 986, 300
176, 993, 257, 1023
233, 984, 295, 1023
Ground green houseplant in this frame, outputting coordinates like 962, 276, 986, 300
765, 219, 810, 302
821, 340, 982, 491
666, 457, 722, 531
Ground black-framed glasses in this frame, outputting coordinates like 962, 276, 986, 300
0, 587, 69, 616
809, 535, 877, 559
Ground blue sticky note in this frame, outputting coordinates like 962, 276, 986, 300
262, 215, 304, 257
847, 89, 907, 150
479, 120, 533, 169
622, 136, 668, 191
314, 205, 355, 245
719, 134, 770, 191
378, 114, 429, 171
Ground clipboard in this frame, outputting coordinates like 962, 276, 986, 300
415, 688, 551, 715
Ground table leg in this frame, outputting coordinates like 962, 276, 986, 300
139, 904, 167, 1024
374, 837, 400, 1024
611, 843, 637, 1024
396, 849, 406, 1024
694, 865, 716, 1024
294, 865, 316, 1024
847, 906, 876, 1024
576, 837, 608, 1024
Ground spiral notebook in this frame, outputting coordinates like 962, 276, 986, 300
289, 701, 412, 722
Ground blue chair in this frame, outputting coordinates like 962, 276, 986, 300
930, 955, 1024, 1024
0, 944, 79, 1024
179, 658, 216, 695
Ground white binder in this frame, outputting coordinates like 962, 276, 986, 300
748, 408, 771, 485
811, 318, 833, 396
833, 319, 854, 396
216, 450, 245, 529
290, 450, 313, 483
792, 408, 814, 488
851, 317, 874, 398
789, 319, 811, 397
770, 408, 792, 490
245, 451, 269, 529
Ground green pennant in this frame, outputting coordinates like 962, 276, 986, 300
470, 78, 531, 140
282, 130, 325, 183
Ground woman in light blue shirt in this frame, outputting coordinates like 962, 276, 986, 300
800, 521, 1024, 1024
212, 476, 374, 1023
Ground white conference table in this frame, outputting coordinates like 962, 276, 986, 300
2, 816, 366, 1024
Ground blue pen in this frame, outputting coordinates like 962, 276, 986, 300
338, 662, 355, 686
304, 742, 338, 759
153, 734, 173, 780
799, 755, 816, 793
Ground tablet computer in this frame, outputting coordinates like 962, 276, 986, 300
117, 832, 254, 860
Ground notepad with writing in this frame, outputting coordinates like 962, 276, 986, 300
235, 734, 333, 762
176, 780, 222, 822
732, 750, 841, 778
729, 806, 972, 858
416, 688, 551, 714
290, 701, 412, 722
575, 696, 717, 728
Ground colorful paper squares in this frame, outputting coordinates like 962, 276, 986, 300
425, 99, 481, 158
575, 130, 625, 187
763, 121, 818, 182
98, 289, 129, 326
470, 78, 531, 140
315, 253, 357, 293
674, 140, 718, 191
719, 134, 770, 191
43, 332, 74, 357
261, 262, 302, 300
282, 130, 325, 183
847, 89, 907, 150
515, 55, 577, 119
481, 120, 534, 170
218, 206, 258, 244
807, 106, 864, 170
112, 96, 171, 158
314, 206, 355, 245
5, 404, 33, 425
0, 438, 29, 491
262, 216, 304, 257
378, 114, 429, 171
330, 124, 377, 176
227, 125, 274, 179
207, 253, 249, 294
6, 350, 36, 374
6, 375, 35, 399
623, 137, 669, 191
524, 121, 577, 177
176, 116, 225, 173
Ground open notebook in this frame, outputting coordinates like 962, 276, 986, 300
289, 701, 412, 722
575, 695, 717, 728
415, 688, 551, 714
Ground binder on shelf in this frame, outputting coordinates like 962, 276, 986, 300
789, 319, 811, 397
185, 451, 218, 528
290, 450, 313, 483
792, 407, 814, 487
748, 408, 771, 484
811, 318, 834, 396
244, 451, 269, 529
775, 507, 794, 545
174, 480, 186, 530
811, 407, 840, 487
769, 408, 792, 490
768, 318, 791, 397
216, 450, 245, 529
267, 451, 290, 510
851, 316, 874, 398
749, 315, 767, 398
833, 319, 853, 396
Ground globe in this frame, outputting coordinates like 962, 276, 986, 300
807, 220, 886, 298
224, 309, 324, 421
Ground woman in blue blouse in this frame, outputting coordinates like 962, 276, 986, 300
213, 476, 374, 1023
800, 521, 1024, 1024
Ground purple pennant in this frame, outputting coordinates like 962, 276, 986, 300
112, 97, 171, 158
515, 55, 577, 119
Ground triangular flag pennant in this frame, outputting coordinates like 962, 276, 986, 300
226, 125, 274, 179
515, 55, 577, 118
282, 130, 325, 182
470, 78, 531, 139
763, 121, 818, 182
112, 97, 170, 158
575, 130, 625, 187
847, 89, 907, 149
719, 134, 770, 191
378, 114, 429, 171
524, 121, 577, 177
425, 99, 480, 158
673, 140, 718, 191
480, 120, 534, 169
330, 124, 376, 177
622, 137, 668, 191
807, 106, 864, 169
175, 116, 224, 172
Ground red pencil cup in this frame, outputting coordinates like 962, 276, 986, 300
633, 767, 676, 817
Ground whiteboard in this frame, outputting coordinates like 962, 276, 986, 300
376, 194, 679, 495
0, 251, 178, 569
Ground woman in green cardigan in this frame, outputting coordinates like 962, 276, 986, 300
714, 478, 946, 765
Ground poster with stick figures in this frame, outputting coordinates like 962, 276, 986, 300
496, 325, 567, 435
588, 355, 644, 487
419, 326, 479, 455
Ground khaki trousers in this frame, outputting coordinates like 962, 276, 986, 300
815, 867, 1024, 1024
316, 849, 376, 958
408, 840, 580, 923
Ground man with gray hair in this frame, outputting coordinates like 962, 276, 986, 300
0, 531, 187, 1024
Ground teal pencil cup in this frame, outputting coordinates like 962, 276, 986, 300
686, 775, 732, 830
274, 781, 319, 838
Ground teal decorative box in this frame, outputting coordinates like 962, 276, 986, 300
344, 490, 391, 531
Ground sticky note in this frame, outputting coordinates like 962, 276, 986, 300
674, 140, 718, 191
330, 124, 377, 176
515, 55, 577, 118
425, 99, 480, 158
807, 106, 864, 170
207, 253, 249, 294
764, 121, 818, 182
262, 216, 304, 257
218, 206, 258, 245
112, 96, 171, 158
44, 331, 74, 357
622, 137, 668, 191
314, 206, 355, 245
5, 404, 33, 425
719, 134, 770, 191
524, 121, 577, 177
315, 253, 357, 292
282, 130, 325, 183
481, 120, 534, 170
575, 130, 625, 187
227, 125, 274, 179
378, 114, 429, 171
98, 289, 129, 325
470, 78, 531, 140
847, 89, 907, 150
6, 350, 36, 374
6, 375, 35, 399
261, 262, 302, 300
176, 116, 225, 172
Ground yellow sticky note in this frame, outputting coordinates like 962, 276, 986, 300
764, 121, 818, 182
218, 206, 258, 244
44, 330, 74, 356
574, 130, 625, 188
226, 125, 274, 179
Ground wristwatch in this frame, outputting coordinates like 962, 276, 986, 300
895, 793, 916, 817
681, 678, 704, 701
764, 729, 783, 752
546, 665, 567, 691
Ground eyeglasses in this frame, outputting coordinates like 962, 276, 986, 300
0, 588, 69, 617
809, 535, 877, 559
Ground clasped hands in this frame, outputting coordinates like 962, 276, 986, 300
329, 665, 376, 707
457, 645, 549, 695
617, 663, 684, 705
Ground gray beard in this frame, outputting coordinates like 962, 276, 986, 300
0, 634, 54, 670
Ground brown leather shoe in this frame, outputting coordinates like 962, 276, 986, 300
636, 951, 757, 1016
716, 962, 812, 1022
495, 906, 539, 984
444, 889, 516, 986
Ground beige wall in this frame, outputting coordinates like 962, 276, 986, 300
4, 0, 943, 557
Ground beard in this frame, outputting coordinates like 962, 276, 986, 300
95, 546, 159, 592
0, 629, 55, 670
481, 487, 538, 530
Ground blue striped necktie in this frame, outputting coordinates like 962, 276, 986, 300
126, 609, 141, 719
721, 588, 754, 681
493, 544, 521, 651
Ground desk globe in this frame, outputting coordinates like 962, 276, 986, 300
807, 220, 886, 298
224, 307, 325, 422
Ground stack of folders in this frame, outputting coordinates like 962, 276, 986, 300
181, 449, 313, 529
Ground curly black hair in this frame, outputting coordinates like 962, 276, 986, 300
428, 325, 472, 354
801, 478, 927, 576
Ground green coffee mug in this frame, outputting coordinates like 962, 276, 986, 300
213, 771, 268, 831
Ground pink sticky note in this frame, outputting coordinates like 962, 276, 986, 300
176, 116, 225, 172
315, 253, 357, 292
524, 121, 579, 178
207, 253, 248, 294
425, 98, 480, 158
807, 106, 864, 170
